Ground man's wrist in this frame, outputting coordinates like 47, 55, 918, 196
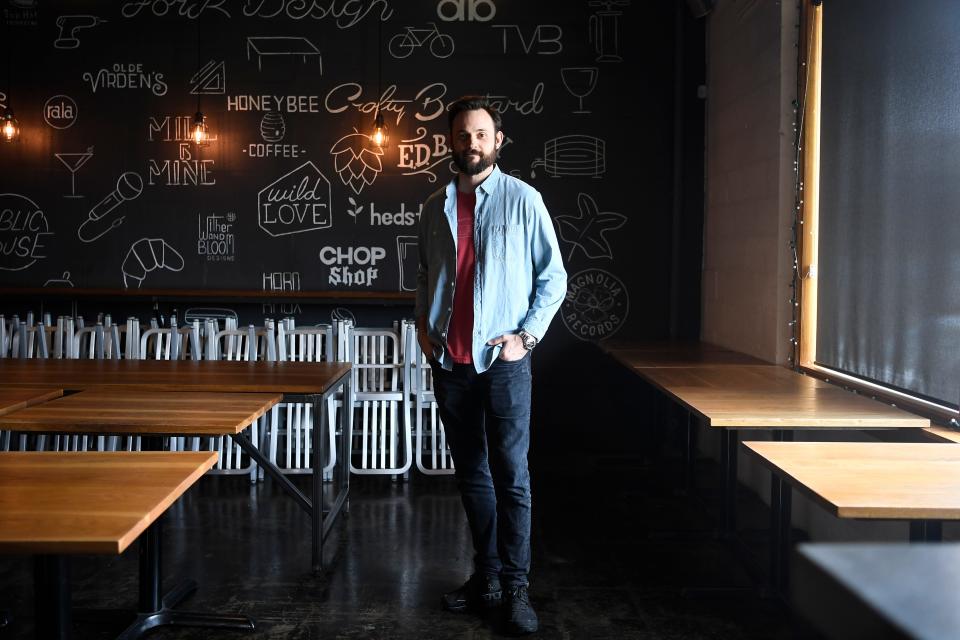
517, 329, 538, 351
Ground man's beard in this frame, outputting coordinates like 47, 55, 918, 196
453, 147, 497, 176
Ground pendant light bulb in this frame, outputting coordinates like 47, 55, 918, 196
372, 110, 388, 149
192, 111, 208, 146
2, 109, 19, 142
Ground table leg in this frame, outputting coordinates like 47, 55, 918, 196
113, 517, 255, 640
721, 429, 738, 537
35, 555, 71, 639
308, 374, 353, 574
684, 411, 698, 494
769, 430, 793, 596
312, 392, 324, 574
909, 520, 943, 542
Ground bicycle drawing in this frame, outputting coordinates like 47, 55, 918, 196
388, 23, 455, 59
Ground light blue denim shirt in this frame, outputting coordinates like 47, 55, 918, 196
415, 165, 567, 372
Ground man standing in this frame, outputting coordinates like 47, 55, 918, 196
415, 95, 567, 635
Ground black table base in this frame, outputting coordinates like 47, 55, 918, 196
35, 519, 254, 640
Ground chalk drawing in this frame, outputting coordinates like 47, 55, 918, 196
366, 201, 421, 227
260, 110, 285, 142
121, 0, 231, 19
83, 63, 167, 96
247, 37, 322, 72
78, 172, 143, 243
589, 0, 629, 62
320, 246, 384, 287
491, 24, 562, 55
0, 194, 52, 272
562, 268, 628, 341
437, 0, 496, 22
483, 83, 544, 117
184, 307, 238, 324
121, 0, 392, 25
331, 307, 356, 325
530, 135, 605, 178
5, 1, 38, 27
197, 212, 236, 262
554, 193, 626, 261
397, 236, 418, 292
346, 196, 363, 223
54, 15, 106, 49
330, 130, 383, 195
389, 23, 454, 59
122, 238, 184, 288
242, 0, 393, 27
227, 94, 323, 113
561, 67, 598, 113
43, 95, 78, 129
397, 127, 453, 182
325, 82, 447, 124
258, 161, 332, 237
189, 60, 226, 94
44, 271, 74, 287
55, 146, 94, 198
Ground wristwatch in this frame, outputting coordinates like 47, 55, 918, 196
517, 330, 538, 351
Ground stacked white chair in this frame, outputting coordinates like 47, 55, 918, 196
346, 323, 412, 476
270, 320, 338, 480
140, 318, 202, 455
401, 321, 455, 476
2, 318, 51, 451
204, 321, 275, 481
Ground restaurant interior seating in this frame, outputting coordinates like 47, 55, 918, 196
0, 312, 455, 482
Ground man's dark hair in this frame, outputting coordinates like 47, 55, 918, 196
447, 95, 502, 134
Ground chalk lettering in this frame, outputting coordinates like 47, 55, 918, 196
242, 0, 393, 28
121, 0, 231, 19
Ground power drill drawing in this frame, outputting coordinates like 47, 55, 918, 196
54, 15, 107, 50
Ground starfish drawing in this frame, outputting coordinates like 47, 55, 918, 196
554, 193, 627, 261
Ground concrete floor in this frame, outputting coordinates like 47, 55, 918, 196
0, 445, 821, 639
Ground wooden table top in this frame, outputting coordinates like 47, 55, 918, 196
600, 339, 770, 368
0, 390, 281, 435
743, 441, 960, 519
0, 387, 63, 416
0, 451, 217, 554
795, 542, 960, 640
0, 359, 351, 394
635, 366, 927, 428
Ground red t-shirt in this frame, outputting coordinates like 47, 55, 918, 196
447, 190, 476, 364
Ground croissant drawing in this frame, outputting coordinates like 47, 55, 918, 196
121, 238, 184, 288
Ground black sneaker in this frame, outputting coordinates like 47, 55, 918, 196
441, 573, 502, 613
504, 585, 538, 635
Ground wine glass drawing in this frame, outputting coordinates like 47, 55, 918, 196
55, 146, 94, 198
561, 67, 599, 114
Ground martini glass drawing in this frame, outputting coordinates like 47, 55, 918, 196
561, 67, 599, 114
55, 146, 94, 198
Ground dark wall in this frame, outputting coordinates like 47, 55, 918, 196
0, 0, 704, 440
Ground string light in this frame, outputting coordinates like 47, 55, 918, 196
371, 109, 388, 148
2, 108, 19, 142
370, 11, 387, 149
192, 13, 211, 148
192, 110, 209, 146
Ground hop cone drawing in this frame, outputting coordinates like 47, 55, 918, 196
330, 132, 383, 195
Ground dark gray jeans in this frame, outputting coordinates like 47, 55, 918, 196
431, 354, 533, 588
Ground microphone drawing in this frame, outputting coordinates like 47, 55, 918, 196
77, 171, 143, 243
122, 238, 184, 289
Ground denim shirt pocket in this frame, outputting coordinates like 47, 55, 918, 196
491, 223, 524, 261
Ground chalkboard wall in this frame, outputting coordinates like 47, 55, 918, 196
0, 0, 690, 346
